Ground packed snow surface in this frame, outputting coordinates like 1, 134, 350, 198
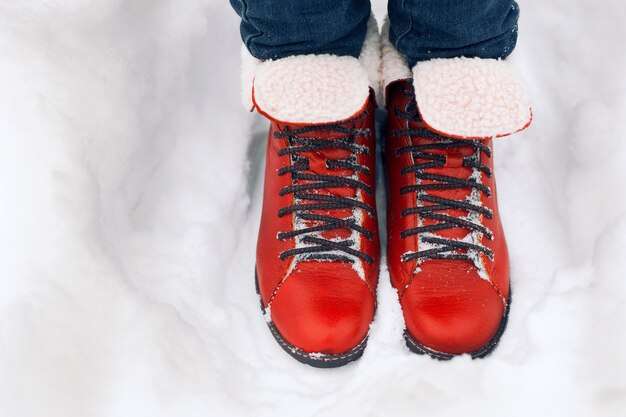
1, 1, 625, 416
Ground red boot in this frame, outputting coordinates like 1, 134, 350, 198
381, 22, 531, 358
244, 18, 381, 367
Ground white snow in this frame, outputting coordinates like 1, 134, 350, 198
1, 1, 625, 416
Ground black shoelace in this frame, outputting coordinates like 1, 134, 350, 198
391, 86, 494, 263
274, 112, 375, 264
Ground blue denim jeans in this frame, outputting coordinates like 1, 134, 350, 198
230, 0, 519, 67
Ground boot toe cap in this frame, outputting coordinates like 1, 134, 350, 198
401, 272, 506, 355
268, 268, 375, 355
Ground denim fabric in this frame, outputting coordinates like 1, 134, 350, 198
231, 0, 519, 66
230, 0, 372, 60
389, 0, 519, 66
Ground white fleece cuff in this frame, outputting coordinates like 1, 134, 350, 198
413, 57, 532, 139
241, 15, 380, 124
252, 55, 370, 124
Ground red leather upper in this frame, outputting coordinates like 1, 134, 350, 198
256, 92, 379, 355
385, 80, 509, 354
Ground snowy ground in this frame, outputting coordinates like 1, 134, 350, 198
1, 1, 625, 416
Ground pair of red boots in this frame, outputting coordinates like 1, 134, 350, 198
247, 20, 531, 367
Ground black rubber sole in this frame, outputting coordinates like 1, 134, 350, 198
255, 271, 367, 368
404, 290, 512, 360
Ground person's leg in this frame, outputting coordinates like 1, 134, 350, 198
381, 1, 531, 359
230, 0, 371, 60
230, 2, 381, 368
388, 0, 520, 66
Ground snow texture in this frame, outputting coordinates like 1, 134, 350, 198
1, 1, 626, 416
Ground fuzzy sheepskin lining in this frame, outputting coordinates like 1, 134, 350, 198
379, 16, 531, 138
358, 15, 382, 99
413, 57, 532, 139
380, 18, 411, 102
252, 54, 370, 124
240, 15, 381, 123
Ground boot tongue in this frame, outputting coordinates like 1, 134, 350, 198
411, 136, 478, 242
292, 133, 357, 241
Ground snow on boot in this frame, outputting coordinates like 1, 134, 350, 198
242, 18, 381, 367
380, 21, 531, 358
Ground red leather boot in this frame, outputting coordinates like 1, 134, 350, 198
381, 22, 531, 358
244, 18, 381, 367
